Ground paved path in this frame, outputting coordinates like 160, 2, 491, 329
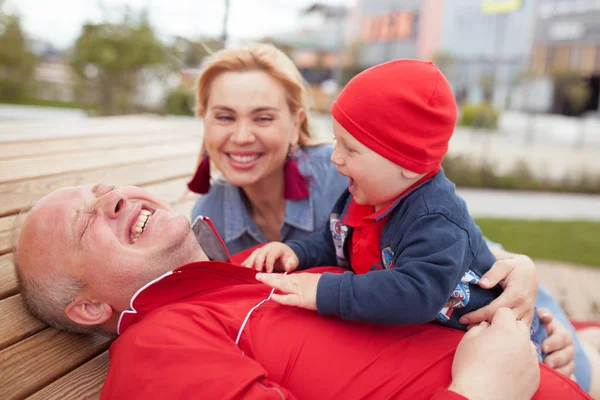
457, 188, 600, 221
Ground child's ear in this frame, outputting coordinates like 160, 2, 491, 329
400, 168, 421, 180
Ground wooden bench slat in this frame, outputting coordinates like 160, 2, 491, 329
0, 115, 201, 141
0, 294, 46, 350
26, 351, 109, 400
0, 131, 196, 160
0, 253, 18, 299
0, 329, 111, 400
173, 198, 199, 220
0, 140, 199, 184
0, 155, 197, 217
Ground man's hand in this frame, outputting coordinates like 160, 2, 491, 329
242, 242, 299, 273
255, 273, 320, 310
538, 308, 576, 377
460, 251, 537, 327
449, 308, 540, 400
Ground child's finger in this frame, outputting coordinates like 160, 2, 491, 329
253, 249, 269, 271
241, 251, 258, 268
282, 252, 298, 272
265, 249, 282, 273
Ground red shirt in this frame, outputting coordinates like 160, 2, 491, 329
344, 169, 440, 274
101, 261, 590, 400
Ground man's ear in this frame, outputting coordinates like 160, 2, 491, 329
64, 295, 113, 326
400, 168, 422, 180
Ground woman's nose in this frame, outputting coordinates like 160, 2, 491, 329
231, 122, 255, 144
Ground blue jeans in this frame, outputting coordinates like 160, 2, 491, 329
536, 284, 591, 393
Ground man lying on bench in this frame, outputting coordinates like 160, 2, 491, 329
13, 184, 589, 399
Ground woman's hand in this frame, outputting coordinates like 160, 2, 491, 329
449, 308, 540, 400
460, 249, 537, 327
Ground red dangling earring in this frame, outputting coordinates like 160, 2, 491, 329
284, 147, 309, 200
187, 150, 211, 194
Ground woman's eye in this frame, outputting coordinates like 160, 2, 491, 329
216, 115, 234, 122
255, 116, 273, 123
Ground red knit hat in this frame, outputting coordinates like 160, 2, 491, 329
331, 59, 457, 174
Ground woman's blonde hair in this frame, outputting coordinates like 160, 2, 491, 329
196, 43, 316, 147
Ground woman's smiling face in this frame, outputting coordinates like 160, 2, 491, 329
203, 70, 303, 188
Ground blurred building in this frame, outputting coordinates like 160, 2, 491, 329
530, 0, 600, 115
275, 3, 349, 84
347, 0, 533, 108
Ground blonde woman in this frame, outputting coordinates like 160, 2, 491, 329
188, 43, 346, 253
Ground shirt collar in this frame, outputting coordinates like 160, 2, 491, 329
117, 261, 260, 335
222, 149, 315, 242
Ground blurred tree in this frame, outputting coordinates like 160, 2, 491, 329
0, 6, 37, 103
175, 37, 222, 68
432, 51, 454, 77
70, 9, 168, 115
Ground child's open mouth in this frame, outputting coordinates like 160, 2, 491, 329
348, 177, 357, 193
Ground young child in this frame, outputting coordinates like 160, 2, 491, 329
243, 59, 546, 355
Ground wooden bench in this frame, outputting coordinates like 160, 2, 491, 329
0, 115, 202, 399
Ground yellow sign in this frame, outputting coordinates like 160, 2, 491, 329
482, 0, 523, 14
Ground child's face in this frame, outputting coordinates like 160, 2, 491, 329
330, 119, 421, 210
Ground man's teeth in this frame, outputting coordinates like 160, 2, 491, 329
132, 210, 152, 243
229, 154, 259, 163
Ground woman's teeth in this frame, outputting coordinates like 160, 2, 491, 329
131, 210, 152, 243
229, 154, 259, 163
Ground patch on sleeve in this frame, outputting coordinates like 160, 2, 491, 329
436, 270, 481, 323
330, 214, 349, 267
381, 247, 395, 269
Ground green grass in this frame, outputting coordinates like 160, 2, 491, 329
475, 218, 600, 267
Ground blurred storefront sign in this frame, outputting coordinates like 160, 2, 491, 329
481, 0, 523, 14
361, 11, 415, 42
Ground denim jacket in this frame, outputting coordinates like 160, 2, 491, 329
191, 144, 348, 254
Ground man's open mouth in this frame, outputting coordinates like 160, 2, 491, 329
130, 209, 153, 243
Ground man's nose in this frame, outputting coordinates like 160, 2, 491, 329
96, 189, 127, 219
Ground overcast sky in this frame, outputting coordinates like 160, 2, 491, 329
3, 0, 354, 49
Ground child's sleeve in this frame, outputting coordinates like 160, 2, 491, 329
316, 213, 473, 324
287, 225, 338, 270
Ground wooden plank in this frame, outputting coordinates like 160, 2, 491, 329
0, 115, 202, 142
0, 294, 46, 350
0, 230, 11, 256
172, 197, 199, 221
27, 351, 109, 400
0, 329, 111, 400
0, 253, 18, 299
0, 140, 200, 184
0, 155, 197, 217
144, 177, 194, 205
0, 214, 17, 232
0, 131, 196, 160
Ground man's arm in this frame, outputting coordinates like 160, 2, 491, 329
101, 308, 296, 400
317, 214, 472, 324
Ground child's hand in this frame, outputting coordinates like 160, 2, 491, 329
255, 272, 320, 310
241, 242, 299, 273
